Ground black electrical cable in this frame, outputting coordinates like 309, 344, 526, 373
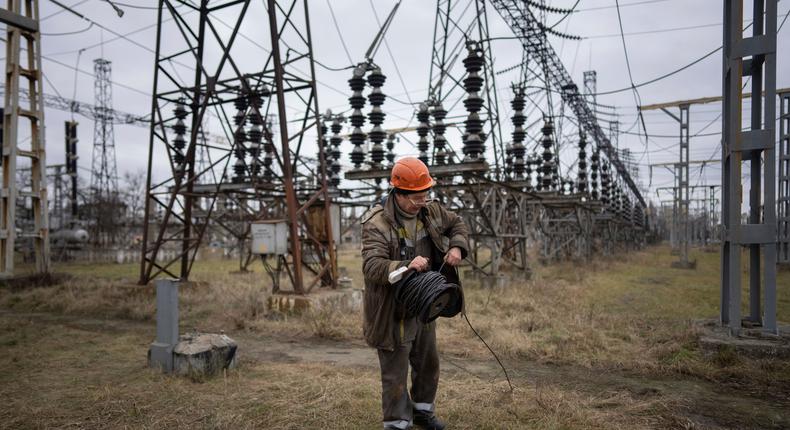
395, 269, 514, 392
395, 271, 462, 324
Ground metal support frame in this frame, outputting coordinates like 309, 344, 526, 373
721, 0, 777, 335
139, 0, 336, 293
90, 58, 120, 245
490, 0, 645, 209
660, 104, 693, 268
427, 0, 504, 171
779, 91, 789, 263
1, 0, 49, 277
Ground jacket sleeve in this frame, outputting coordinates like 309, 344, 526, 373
362, 221, 408, 287
438, 205, 470, 259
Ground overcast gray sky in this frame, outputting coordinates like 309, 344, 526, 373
10, 0, 790, 208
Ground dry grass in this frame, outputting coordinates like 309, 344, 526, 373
0, 315, 694, 430
0, 243, 789, 428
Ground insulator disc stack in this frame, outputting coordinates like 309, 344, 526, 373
232, 92, 249, 183
504, 143, 514, 179
533, 152, 543, 191
525, 154, 535, 192
600, 161, 611, 207
432, 103, 448, 165
510, 90, 526, 178
263, 119, 275, 180
367, 68, 387, 169
247, 91, 265, 178
461, 42, 486, 162
317, 120, 330, 182
552, 152, 560, 191
348, 66, 367, 169
172, 98, 188, 171
416, 103, 431, 164
576, 132, 588, 194
540, 119, 555, 191
590, 147, 600, 199
386, 133, 396, 166
329, 116, 344, 187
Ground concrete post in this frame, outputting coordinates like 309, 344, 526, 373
149, 279, 179, 372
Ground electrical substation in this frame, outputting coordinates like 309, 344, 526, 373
0, 1, 788, 428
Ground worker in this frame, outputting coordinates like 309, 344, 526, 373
361, 157, 470, 430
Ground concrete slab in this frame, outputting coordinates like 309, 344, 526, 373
696, 319, 790, 359
267, 288, 363, 315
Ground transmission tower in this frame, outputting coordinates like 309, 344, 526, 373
90, 59, 121, 244
90, 59, 119, 204
139, 0, 336, 291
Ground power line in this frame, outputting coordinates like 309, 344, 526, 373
596, 7, 790, 96
326, 0, 355, 66
368, 0, 414, 106
614, 0, 649, 150
576, 0, 672, 12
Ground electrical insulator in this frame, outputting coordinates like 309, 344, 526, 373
576, 131, 588, 194
348, 66, 368, 169
510, 89, 526, 178
590, 147, 600, 199
367, 68, 387, 168
540, 119, 555, 191
416, 103, 431, 164
461, 42, 486, 162
432, 103, 447, 165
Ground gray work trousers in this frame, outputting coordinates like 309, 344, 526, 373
377, 319, 440, 429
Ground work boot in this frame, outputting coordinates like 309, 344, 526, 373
413, 410, 446, 430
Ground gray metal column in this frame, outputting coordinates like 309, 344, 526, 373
721, 0, 778, 335
779, 91, 790, 263
679, 105, 691, 266
662, 104, 692, 267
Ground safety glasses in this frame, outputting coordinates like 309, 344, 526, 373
406, 192, 430, 207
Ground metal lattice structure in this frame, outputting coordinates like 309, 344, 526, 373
139, 0, 336, 292
721, 0, 778, 335
490, 0, 645, 208
90, 58, 121, 245
779, 91, 790, 263
345, 1, 647, 275
0, 0, 49, 277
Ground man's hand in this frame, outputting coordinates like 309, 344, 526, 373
444, 247, 463, 267
408, 256, 430, 272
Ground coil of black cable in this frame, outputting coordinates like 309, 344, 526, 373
394, 270, 464, 324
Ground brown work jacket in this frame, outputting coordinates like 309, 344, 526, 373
361, 192, 470, 351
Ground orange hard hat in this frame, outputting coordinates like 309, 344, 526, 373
390, 157, 435, 191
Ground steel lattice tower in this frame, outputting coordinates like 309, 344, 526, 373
91, 58, 119, 204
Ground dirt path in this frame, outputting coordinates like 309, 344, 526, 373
2, 310, 789, 429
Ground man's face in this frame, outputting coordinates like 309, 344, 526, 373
395, 190, 430, 215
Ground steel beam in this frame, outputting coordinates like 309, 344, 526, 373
779, 91, 790, 263
721, 0, 778, 335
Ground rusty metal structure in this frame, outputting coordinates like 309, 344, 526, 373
343, 0, 648, 281
139, 0, 336, 293
0, 0, 49, 277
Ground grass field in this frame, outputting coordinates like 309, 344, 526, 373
0, 244, 788, 429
